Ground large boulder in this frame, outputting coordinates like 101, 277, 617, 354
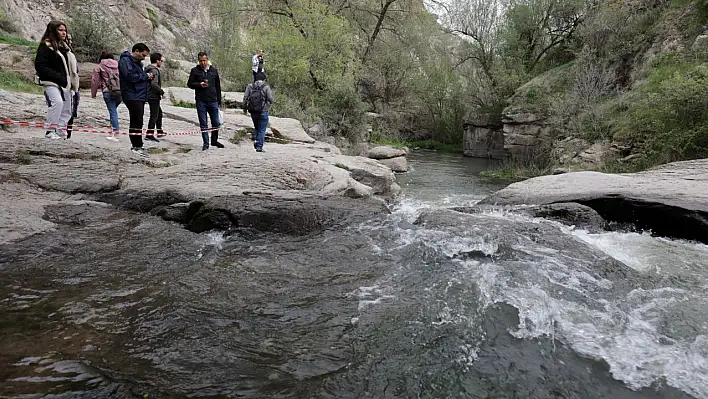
367, 146, 407, 160
377, 156, 408, 173
479, 159, 708, 243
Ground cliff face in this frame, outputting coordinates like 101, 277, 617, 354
0, 0, 211, 58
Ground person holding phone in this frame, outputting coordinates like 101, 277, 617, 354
187, 52, 224, 151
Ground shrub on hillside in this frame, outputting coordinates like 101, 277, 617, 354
69, 8, 123, 62
317, 79, 367, 143
615, 60, 708, 166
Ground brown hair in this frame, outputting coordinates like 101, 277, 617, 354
39, 20, 67, 52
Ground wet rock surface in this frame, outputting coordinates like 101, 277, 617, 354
480, 160, 708, 243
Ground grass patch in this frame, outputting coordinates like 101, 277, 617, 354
479, 145, 554, 182
170, 93, 196, 109
176, 147, 193, 153
334, 162, 348, 169
0, 71, 43, 94
0, 33, 37, 47
146, 147, 169, 155
15, 149, 31, 165
146, 8, 159, 29
230, 128, 251, 144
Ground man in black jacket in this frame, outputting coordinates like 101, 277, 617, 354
187, 52, 224, 150
145, 52, 165, 142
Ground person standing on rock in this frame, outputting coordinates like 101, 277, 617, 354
242, 72, 274, 153
145, 52, 165, 142
64, 33, 80, 140
91, 51, 122, 142
187, 52, 224, 151
251, 49, 264, 82
119, 43, 155, 157
34, 20, 79, 140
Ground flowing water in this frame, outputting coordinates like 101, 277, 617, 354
1, 151, 707, 398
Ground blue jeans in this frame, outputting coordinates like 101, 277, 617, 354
251, 111, 268, 150
196, 100, 220, 145
102, 92, 122, 132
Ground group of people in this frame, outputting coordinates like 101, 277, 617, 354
34, 20, 275, 157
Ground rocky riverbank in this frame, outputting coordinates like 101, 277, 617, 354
0, 90, 399, 244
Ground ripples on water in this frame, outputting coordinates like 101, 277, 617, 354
0, 151, 706, 398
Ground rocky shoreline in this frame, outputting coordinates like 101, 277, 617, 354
0, 90, 398, 244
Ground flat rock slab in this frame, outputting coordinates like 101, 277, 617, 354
480, 159, 708, 243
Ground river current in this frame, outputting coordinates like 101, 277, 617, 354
1, 151, 706, 398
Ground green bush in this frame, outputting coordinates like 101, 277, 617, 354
615, 61, 708, 166
69, 7, 123, 62
317, 79, 366, 143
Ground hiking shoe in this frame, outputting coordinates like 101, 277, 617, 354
131, 147, 149, 157
202, 144, 209, 151
211, 141, 224, 148
145, 136, 160, 143
45, 131, 62, 139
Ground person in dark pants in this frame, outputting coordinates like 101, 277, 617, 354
187, 52, 224, 151
242, 72, 274, 152
145, 52, 165, 141
118, 43, 154, 157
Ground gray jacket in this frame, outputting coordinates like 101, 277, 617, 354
145, 64, 164, 101
243, 82, 274, 112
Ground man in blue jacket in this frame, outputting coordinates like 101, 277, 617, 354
119, 43, 154, 157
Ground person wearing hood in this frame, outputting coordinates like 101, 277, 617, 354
118, 43, 154, 157
34, 20, 79, 139
187, 52, 224, 151
242, 72, 274, 152
145, 52, 165, 141
91, 51, 122, 142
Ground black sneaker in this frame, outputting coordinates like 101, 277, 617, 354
211, 141, 224, 148
256, 148, 265, 153
202, 144, 209, 151
146, 136, 160, 142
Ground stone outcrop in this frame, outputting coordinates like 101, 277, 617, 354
0, 0, 212, 59
501, 109, 551, 161
479, 159, 708, 243
0, 89, 399, 242
366, 146, 408, 172
377, 156, 408, 173
463, 112, 505, 159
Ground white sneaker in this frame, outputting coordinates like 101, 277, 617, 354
56, 130, 67, 139
131, 147, 149, 157
106, 135, 119, 142
45, 132, 62, 139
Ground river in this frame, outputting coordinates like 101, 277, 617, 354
0, 150, 706, 398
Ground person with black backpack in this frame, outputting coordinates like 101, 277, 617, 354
242, 72, 274, 152
91, 51, 122, 142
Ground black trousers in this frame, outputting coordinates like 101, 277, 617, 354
147, 99, 163, 137
124, 100, 145, 149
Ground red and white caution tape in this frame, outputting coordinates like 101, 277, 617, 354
0, 119, 221, 136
